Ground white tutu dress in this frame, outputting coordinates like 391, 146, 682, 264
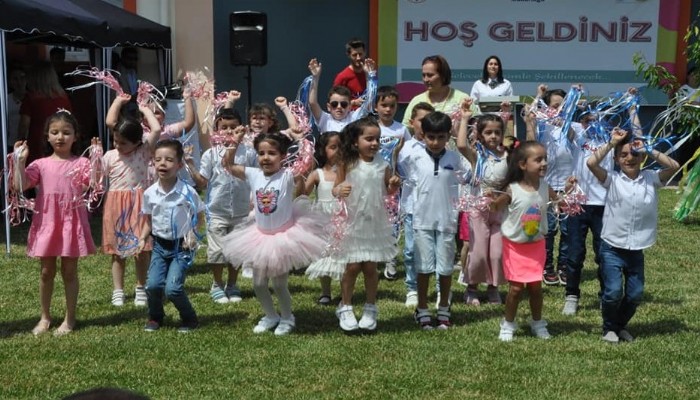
221, 168, 327, 283
306, 169, 346, 280
334, 157, 397, 264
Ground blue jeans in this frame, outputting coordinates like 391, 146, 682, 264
566, 205, 604, 297
545, 202, 569, 270
146, 239, 197, 323
403, 214, 417, 292
599, 241, 645, 333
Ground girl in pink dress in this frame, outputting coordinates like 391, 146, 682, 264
13, 110, 96, 336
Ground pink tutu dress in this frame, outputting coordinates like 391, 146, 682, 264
221, 168, 327, 283
25, 157, 96, 257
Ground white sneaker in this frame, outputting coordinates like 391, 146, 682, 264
111, 289, 125, 307
210, 283, 229, 304
358, 303, 378, 331
498, 319, 518, 342
242, 267, 254, 279
274, 316, 295, 336
252, 315, 280, 334
405, 291, 418, 308
336, 304, 359, 331
562, 295, 579, 316
601, 331, 620, 343
529, 319, 552, 339
383, 260, 398, 280
134, 286, 147, 307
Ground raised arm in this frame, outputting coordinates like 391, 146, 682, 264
457, 98, 477, 166
308, 58, 323, 122
630, 138, 680, 183
140, 104, 162, 151
165, 90, 196, 137
222, 126, 248, 180
225, 90, 241, 109
587, 127, 627, 183
354, 58, 377, 118
275, 96, 298, 131
106, 94, 131, 130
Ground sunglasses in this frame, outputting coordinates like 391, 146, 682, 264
329, 101, 349, 109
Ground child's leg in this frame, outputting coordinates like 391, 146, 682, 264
416, 273, 431, 310
504, 282, 524, 322
58, 257, 79, 330
111, 255, 126, 290
36, 257, 58, 332
319, 276, 332, 297
227, 265, 239, 287
487, 214, 504, 286
145, 244, 168, 322
134, 250, 150, 288
438, 274, 452, 309
253, 272, 278, 318
341, 263, 362, 306
271, 273, 293, 320
619, 251, 645, 330
361, 262, 379, 304
466, 211, 489, 285
212, 264, 225, 287
164, 253, 197, 323
527, 282, 544, 321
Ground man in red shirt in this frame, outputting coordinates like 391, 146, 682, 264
333, 39, 368, 109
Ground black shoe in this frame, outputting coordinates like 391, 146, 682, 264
178, 318, 199, 333
557, 267, 568, 286
543, 267, 559, 286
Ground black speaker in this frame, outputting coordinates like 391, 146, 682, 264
230, 11, 267, 66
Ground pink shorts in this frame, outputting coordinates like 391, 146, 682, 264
458, 212, 470, 241
502, 237, 545, 284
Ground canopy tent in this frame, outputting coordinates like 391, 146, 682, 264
1, 0, 172, 253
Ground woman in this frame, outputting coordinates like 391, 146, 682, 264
19, 61, 72, 164
470, 55, 513, 103
402, 55, 478, 127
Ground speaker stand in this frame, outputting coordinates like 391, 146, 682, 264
245, 65, 252, 113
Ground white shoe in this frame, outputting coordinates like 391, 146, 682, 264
252, 315, 280, 334
358, 303, 378, 331
562, 295, 579, 316
601, 331, 620, 343
134, 286, 147, 307
111, 290, 125, 307
336, 304, 359, 331
383, 260, 398, 280
242, 267, 254, 279
529, 319, 552, 339
498, 319, 518, 342
405, 291, 418, 308
274, 316, 295, 336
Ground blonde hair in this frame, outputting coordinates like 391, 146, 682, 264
27, 61, 66, 98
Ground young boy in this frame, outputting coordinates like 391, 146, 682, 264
186, 107, 257, 304
397, 102, 434, 306
406, 111, 469, 330
587, 127, 679, 343
307, 57, 377, 134
139, 139, 205, 333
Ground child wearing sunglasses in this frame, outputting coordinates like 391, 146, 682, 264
308, 57, 377, 134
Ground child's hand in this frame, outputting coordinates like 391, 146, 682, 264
364, 58, 376, 74
572, 83, 583, 91
564, 176, 577, 193
308, 58, 322, 77
13, 140, 28, 161
630, 137, 647, 154
227, 90, 241, 103
91, 137, 102, 148
116, 93, 132, 104
182, 86, 192, 99
288, 127, 305, 141
499, 100, 511, 113
537, 84, 547, 98
274, 96, 288, 108
460, 98, 474, 116
610, 127, 628, 145
627, 87, 638, 96
232, 125, 247, 144
388, 175, 401, 189
351, 98, 364, 108
136, 238, 147, 254
335, 183, 352, 198
183, 231, 197, 250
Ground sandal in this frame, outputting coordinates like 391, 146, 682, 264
53, 322, 74, 337
31, 320, 51, 336
317, 295, 332, 306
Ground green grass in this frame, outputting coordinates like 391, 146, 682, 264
1, 190, 700, 399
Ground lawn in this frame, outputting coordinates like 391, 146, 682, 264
0, 189, 699, 399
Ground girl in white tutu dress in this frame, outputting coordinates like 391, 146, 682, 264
332, 117, 401, 332
222, 129, 326, 336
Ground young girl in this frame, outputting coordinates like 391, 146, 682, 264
13, 110, 96, 336
102, 94, 162, 307
304, 131, 343, 305
490, 141, 565, 341
457, 99, 508, 305
333, 117, 401, 332
221, 129, 326, 336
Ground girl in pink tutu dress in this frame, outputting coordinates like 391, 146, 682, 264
222, 128, 326, 336
490, 141, 572, 341
13, 110, 96, 336
332, 117, 401, 332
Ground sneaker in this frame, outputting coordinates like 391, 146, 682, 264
405, 291, 418, 308
435, 291, 453, 309
543, 268, 559, 286
317, 295, 332, 306
336, 304, 359, 332
414, 308, 433, 330
383, 260, 398, 281
134, 286, 147, 307
241, 267, 254, 279
111, 289, 125, 307
358, 303, 378, 331
252, 315, 280, 334
618, 329, 635, 342
557, 267, 568, 286
529, 319, 552, 339
436, 307, 451, 330
144, 320, 160, 332
178, 318, 199, 333
601, 330, 620, 343
210, 283, 229, 304
562, 295, 579, 316
487, 286, 502, 305
274, 316, 296, 336
499, 319, 518, 342
464, 290, 481, 306
224, 284, 243, 303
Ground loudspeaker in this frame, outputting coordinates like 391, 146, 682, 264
230, 11, 267, 66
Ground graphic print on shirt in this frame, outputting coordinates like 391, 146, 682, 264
379, 136, 400, 164
521, 204, 542, 240
256, 189, 279, 215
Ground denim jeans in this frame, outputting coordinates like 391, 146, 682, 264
146, 239, 197, 323
545, 202, 569, 270
599, 241, 645, 333
565, 205, 604, 297
403, 214, 417, 292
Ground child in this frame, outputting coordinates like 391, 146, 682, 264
13, 110, 96, 336
375, 85, 411, 280
587, 128, 679, 343
397, 102, 435, 307
308, 57, 376, 134
138, 139, 205, 333
304, 131, 343, 305
333, 117, 401, 332
102, 94, 162, 307
490, 141, 566, 341
221, 129, 326, 336
186, 107, 257, 304
457, 99, 508, 305
407, 111, 468, 330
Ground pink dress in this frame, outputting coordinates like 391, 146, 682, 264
25, 157, 96, 257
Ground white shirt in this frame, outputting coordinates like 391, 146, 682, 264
199, 145, 257, 217
379, 120, 411, 141
245, 168, 295, 232
501, 180, 549, 243
409, 149, 467, 233
470, 79, 513, 102
397, 138, 426, 214
539, 123, 574, 190
142, 179, 205, 240
601, 170, 661, 250
572, 127, 613, 205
